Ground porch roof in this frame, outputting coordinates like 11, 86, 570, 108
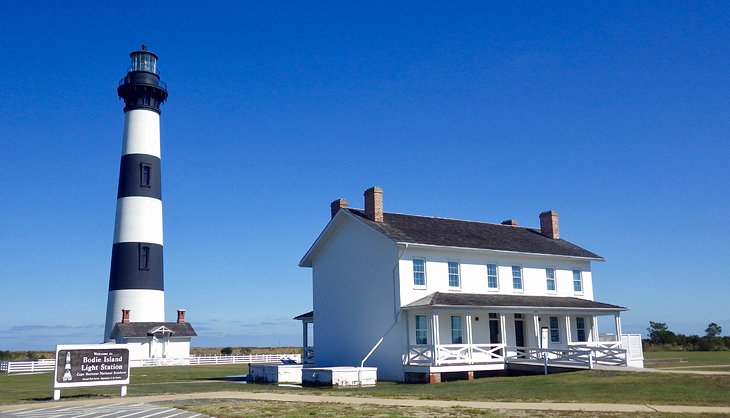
293, 311, 313, 321
403, 292, 626, 311
110, 322, 198, 339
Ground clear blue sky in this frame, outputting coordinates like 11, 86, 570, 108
1, 2, 728, 350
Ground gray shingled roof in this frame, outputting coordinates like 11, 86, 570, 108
346, 209, 602, 259
403, 292, 625, 310
111, 322, 198, 338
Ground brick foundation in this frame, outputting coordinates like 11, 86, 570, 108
428, 373, 441, 384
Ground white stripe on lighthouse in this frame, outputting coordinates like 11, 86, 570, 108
113, 196, 164, 245
105, 290, 165, 338
122, 109, 161, 158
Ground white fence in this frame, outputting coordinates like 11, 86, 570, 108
0, 359, 56, 374
1, 354, 301, 374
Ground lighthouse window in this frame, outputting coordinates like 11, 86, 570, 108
138, 245, 150, 270
140, 163, 152, 188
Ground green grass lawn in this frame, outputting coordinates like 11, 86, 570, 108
162, 399, 727, 418
644, 351, 730, 368
2, 360, 730, 407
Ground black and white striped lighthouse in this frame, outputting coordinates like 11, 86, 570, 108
104, 45, 169, 340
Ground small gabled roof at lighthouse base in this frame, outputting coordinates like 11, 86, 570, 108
109, 322, 197, 339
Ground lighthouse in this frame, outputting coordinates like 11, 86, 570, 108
104, 45, 169, 340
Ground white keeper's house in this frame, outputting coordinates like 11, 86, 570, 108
298, 186, 643, 383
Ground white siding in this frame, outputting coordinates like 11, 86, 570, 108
399, 246, 594, 305
310, 216, 406, 381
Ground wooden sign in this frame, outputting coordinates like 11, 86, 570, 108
53, 344, 130, 400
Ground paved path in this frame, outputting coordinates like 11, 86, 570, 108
594, 364, 730, 375
1, 391, 730, 416
0, 402, 204, 418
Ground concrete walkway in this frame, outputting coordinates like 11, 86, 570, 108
593, 364, 730, 375
1, 391, 729, 415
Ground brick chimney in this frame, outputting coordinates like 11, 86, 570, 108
330, 198, 348, 219
177, 309, 186, 324
121, 309, 130, 324
539, 210, 559, 239
501, 219, 518, 226
364, 186, 383, 222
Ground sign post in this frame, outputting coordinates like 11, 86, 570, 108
53, 344, 130, 401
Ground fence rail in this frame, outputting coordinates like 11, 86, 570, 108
1, 354, 301, 374
0, 359, 56, 374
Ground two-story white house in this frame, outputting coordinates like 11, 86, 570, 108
299, 186, 642, 383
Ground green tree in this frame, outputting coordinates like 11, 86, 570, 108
220, 347, 233, 355
647, 321, 676, 345
705, 322, 722, 338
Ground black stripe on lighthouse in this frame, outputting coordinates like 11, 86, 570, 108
117, 154, 162, 199
109, 242, 164, 290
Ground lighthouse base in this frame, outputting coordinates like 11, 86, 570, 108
104, 289, 164, 340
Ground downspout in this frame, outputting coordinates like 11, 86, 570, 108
359, 243, 409, 368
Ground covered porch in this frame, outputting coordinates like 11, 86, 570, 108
294, 311, 314, 364
401, 292, 642, 376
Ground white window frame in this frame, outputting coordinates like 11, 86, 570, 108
511, 265, 523, 291
450, 315, 463, 344
412, 258, 427, 288
576, 317, 587, 342
573, 270, 583, 294
546, 267, 556, 293
549, 316, 560, 343
415, 314, 428, 345
486, 263, 499, 291
448, 261, 461, 289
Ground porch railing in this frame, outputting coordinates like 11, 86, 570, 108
568, 341, 622, 349
505, 345, 627, 368
505, 347, 592, 367
405, 343, 628, 368
405, 344, 504, 365
303, 347, 315, 364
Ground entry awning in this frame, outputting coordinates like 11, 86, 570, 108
402, 292, 626, 312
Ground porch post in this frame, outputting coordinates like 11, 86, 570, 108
431, 312, 440, 365
533, 314, 541, 347
564, 316, 572, 345
614, 314, 623, 341
302, 320, 308, 355
498, 313, 507, 359
592, 316, 600, 343
465, 313, 473, 362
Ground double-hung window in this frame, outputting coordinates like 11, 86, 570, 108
576, 317, 587, 342
415, 315, 428, 344
573, 270, 583, 293
487, 263, 498, 289
512, 266, 523, 290
549, 316, 560, 343
448, 261, 460, 288
412, 259, 426, 287
546, 268, 556, 292
450, 315, 462, 344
